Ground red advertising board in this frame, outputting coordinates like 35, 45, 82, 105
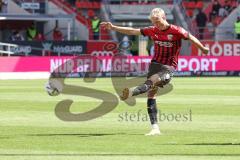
192, 40, 240, 56
87, 41, 118, 56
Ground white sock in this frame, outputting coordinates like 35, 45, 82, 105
152, 124, 159, 130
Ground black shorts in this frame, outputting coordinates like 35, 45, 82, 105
147, 62, 174, 86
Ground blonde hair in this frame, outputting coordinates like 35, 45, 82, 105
149, 8, 166, 20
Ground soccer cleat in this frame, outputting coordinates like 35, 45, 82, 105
145, 124, 161, 136
145, 128, 161, 136
120, 88, 130, 101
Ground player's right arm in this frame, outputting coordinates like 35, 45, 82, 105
188, 34, 209, 55
101, 22, 141, 35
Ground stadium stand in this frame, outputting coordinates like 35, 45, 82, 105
48, 0, 110, 40
182, 0, 239, 39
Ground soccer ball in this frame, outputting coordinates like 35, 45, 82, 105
45, 79, 63, 96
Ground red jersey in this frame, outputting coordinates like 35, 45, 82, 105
140, 24, 189, 68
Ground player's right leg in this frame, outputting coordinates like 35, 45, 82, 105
145, 86, 161, 136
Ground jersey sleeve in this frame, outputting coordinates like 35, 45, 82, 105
178, 27, 189, 40
140, 27, 153, 37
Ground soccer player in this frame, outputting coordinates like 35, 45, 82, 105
101, 8, 209, 136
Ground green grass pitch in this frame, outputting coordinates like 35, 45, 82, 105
0, 77, 240, 160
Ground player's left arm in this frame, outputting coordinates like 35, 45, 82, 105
188, 34, 209, 55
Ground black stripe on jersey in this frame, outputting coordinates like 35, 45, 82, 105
174, 40, 181, 66
166, 42, 171, 65
156, 44, 160, 61
166, 41, 173, 65
157, 43, 163, 63
173, 40, 179, 65
161, 44, 166, 64
171, 40, 177, 64
152, 43, 158, 61
163, 43, 169, 64
179, 39, 182, 47
155, 43, 160, 62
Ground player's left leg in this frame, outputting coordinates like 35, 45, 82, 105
120, 62, 157, 100
145, 86, 161, 136
120, 71, 172, 100
120, 63, 174, 100
120, 79, 154, 100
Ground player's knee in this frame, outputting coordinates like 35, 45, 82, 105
162, 72, 172, 84
147, 86, 158, 98
155, 72, 172, 87
148, 93, 156, 99
148, 95, 156, 99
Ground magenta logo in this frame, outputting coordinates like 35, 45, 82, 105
103, 42, 118, 51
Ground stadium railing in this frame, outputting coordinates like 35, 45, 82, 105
194, 26, 237, 40
0, 42, 18, 56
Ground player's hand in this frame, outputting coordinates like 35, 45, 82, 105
100, 22, 114, 30
202, 47, 209, 55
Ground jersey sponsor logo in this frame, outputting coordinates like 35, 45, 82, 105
167, 34, 173, 40
155, 41, 173, 47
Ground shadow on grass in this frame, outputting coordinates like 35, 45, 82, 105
185, 143, 240, 146
157, 143, 240, 146
0, 136, 10, 139
26, 133, 142, 137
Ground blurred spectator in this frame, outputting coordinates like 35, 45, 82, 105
10, 30, 25, 41
53, 26, 63, 41
35, 32, 45, 41
0, 0, 2, 12
0, 0, 8, 13
91, 15, 101, 40
173, 0, 182, 5
234, 17, 240, 39
196, 9, 207, 39
75, 0, 81, 12
68, 0, 76, 5
27, 23, 37, 41
209, 0, 221, 21
138, 0, 148, 4
223, 0, 232, 13
206, 21, 214, 37
130, 36, 138, 56
218, 6, 228, 17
